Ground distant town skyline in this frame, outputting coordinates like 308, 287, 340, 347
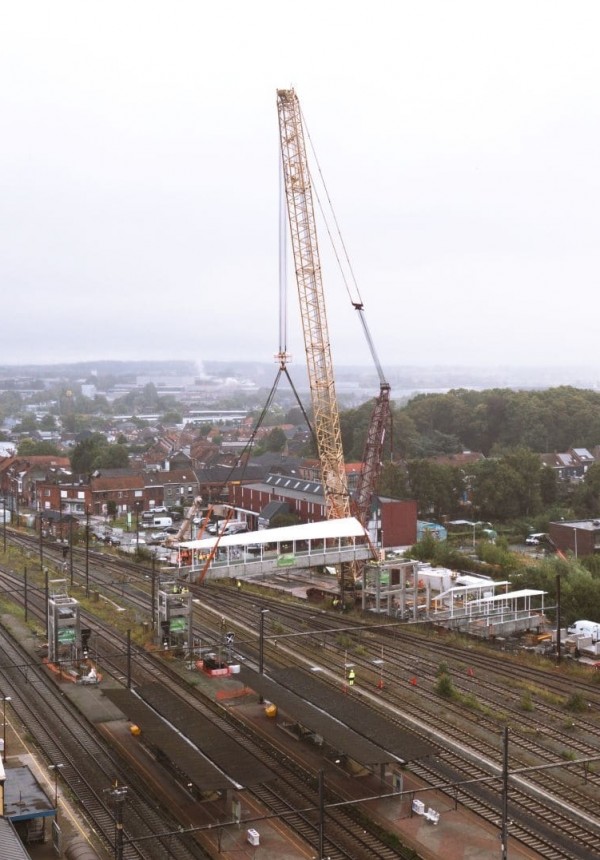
2, 3, 599, 369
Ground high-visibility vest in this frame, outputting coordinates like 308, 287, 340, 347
347, 669, 355, 685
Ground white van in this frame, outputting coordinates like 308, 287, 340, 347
567, 620, 600, 642
152, 516, 173, 529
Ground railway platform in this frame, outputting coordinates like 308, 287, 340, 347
3, 610, 542, 860
234, 697, 543, 860
66, 673, 542, 860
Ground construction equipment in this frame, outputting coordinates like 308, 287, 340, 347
277, 88, 354, 596
277, 88, 350, 523
166, 496, 204, 545
352, 302, 392, 529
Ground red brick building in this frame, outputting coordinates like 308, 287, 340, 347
229, 473, 417, 548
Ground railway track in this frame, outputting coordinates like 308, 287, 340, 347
4, 530, 600, 857
0, 624, 208, 860
0, 562, 419, 859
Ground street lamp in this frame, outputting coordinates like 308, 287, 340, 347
49, 763, 64, 819
258, 609, 270, 704
2, 695, 12, 763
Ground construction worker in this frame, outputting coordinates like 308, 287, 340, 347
347, 667, 356, 687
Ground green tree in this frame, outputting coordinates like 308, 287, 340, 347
39, 413, 57, 430
407, 460, 461, 519
13, 413, 38, 434
95, 444, 129, 469
264, 427, 287, 453
270, 512, 300, 529
18, 438, 61, 456
378, 462, 410, 499
573, 463, 600, 517
540, 466, 558, 507
502, 448, 543, 517
70, 434, 109, 475
162, 411, 183, 425
471, 459, 523, 520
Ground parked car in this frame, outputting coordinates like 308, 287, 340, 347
149, 527, 179, 544
525, 533, 546, 546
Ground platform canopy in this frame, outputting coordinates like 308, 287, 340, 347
178, 516, 369, 550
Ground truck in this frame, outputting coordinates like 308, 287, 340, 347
567, 620, 600, 642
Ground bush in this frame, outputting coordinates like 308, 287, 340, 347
436, 673, 455, 699
565, 692, 587, 713
520, 691, 534, 712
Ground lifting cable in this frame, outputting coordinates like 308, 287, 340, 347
302, 107, 388, 387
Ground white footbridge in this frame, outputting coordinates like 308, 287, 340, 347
172, 517, 374, 583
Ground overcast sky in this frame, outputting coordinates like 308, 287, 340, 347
1, 2, 599, 372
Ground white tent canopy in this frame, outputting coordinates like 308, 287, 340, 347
179, 516, 369, 551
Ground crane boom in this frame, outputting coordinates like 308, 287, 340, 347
352, 302, 392, 528
277, 88, 350, 521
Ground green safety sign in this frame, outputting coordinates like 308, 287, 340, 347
277, 553, 295, 567
57, 628, 76, 644
169, 617, 186, 632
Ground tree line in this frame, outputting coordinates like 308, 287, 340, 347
339, 386, 600, 526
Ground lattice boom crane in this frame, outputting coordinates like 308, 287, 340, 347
277, 88, 351, 522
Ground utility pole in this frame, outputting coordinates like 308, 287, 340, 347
44, 567, 49, 638
501, 726, 509, 860
39, 513, 44, 569
126, 629, 131, 690
258, 608, 269, 704
318, 768, 325, 860
556, 573, 562, 664
85, 508, 90, 598
69, 516, 74, 587
151, 555, 156, 633
109, 783, 128, 860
